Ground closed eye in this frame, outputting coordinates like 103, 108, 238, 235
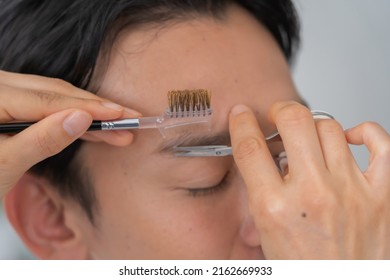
187, 170, 232, 198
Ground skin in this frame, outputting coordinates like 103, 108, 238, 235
73, 5, 300, 259
3, 4, 390, 259
0, 70, 140, 199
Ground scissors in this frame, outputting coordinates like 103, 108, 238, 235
173, 110, 334, 157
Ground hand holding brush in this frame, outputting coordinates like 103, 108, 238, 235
0, 71, 211, 198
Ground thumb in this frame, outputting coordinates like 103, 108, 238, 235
4, 109, 92, 173
229, 105, 282, 193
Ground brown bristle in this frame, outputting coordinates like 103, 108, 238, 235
167, 89, 211, 113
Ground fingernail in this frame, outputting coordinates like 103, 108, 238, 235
101, 102, 124, 111
231, 104, 250, 116
124, 108, 142, 117
63, 111, 92, 137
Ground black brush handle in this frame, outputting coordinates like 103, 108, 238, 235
0, 121, 102, 134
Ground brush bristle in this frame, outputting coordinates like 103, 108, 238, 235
167, 89, 211, 115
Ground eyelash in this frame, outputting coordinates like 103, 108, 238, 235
187, 170, 232, 198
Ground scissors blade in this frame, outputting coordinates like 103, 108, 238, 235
172, 110, 334, 157
173, 145, 232, 157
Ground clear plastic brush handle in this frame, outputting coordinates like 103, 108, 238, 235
139, 111, 212, 129
138, 116, 164, 129
139, 111, 212, 137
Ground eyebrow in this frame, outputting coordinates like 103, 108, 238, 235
157, 98, 309, 154
158, 131, 231, 154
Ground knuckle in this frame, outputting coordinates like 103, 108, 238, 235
234, 136, 264, 160
276, 103, 312, 125
301, 187, 339, 212
295, 174, 338, 206
303, 193, 328, 209
379, 146, 390, 159
362, 121, 380, 129
361, 122, 390, 155
31, 90, 62, 105
316, 119, 343, 135
34, 130, 62, 156
252, 194, 287, 229
49, 78, 73, 89
360, 121, 381, 133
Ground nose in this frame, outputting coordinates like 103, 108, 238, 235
240, 208, 262, 247
236, 172, 262, 247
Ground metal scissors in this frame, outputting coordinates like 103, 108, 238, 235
173, 110, 334, 157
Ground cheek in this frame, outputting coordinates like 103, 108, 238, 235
90, 177, 243, 259
81, 144, 245, 258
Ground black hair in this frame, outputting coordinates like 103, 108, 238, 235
0, 0, 300, 222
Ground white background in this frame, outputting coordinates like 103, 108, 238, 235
293, 0, 390, 170
1, 0, 389, 259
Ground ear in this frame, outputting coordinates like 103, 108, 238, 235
3, 173, 89, 259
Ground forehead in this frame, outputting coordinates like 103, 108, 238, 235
97, 5, 299, 141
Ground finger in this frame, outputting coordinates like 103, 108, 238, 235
229, 104, 283, 196
80, 133, 102, 142
345, 122, 390, 182
0, 70, 142, 120
316, 119, 357, 172
0, 70, 101, 99
346, 122, 390, 154
81, 130, 134, 146
0, 83, 140, 122
1, 109, 92, 176
269, 101, 326, 178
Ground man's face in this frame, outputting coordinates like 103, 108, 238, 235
75, 5, 300, 259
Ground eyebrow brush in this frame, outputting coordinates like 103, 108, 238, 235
0, 89, 212, 134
